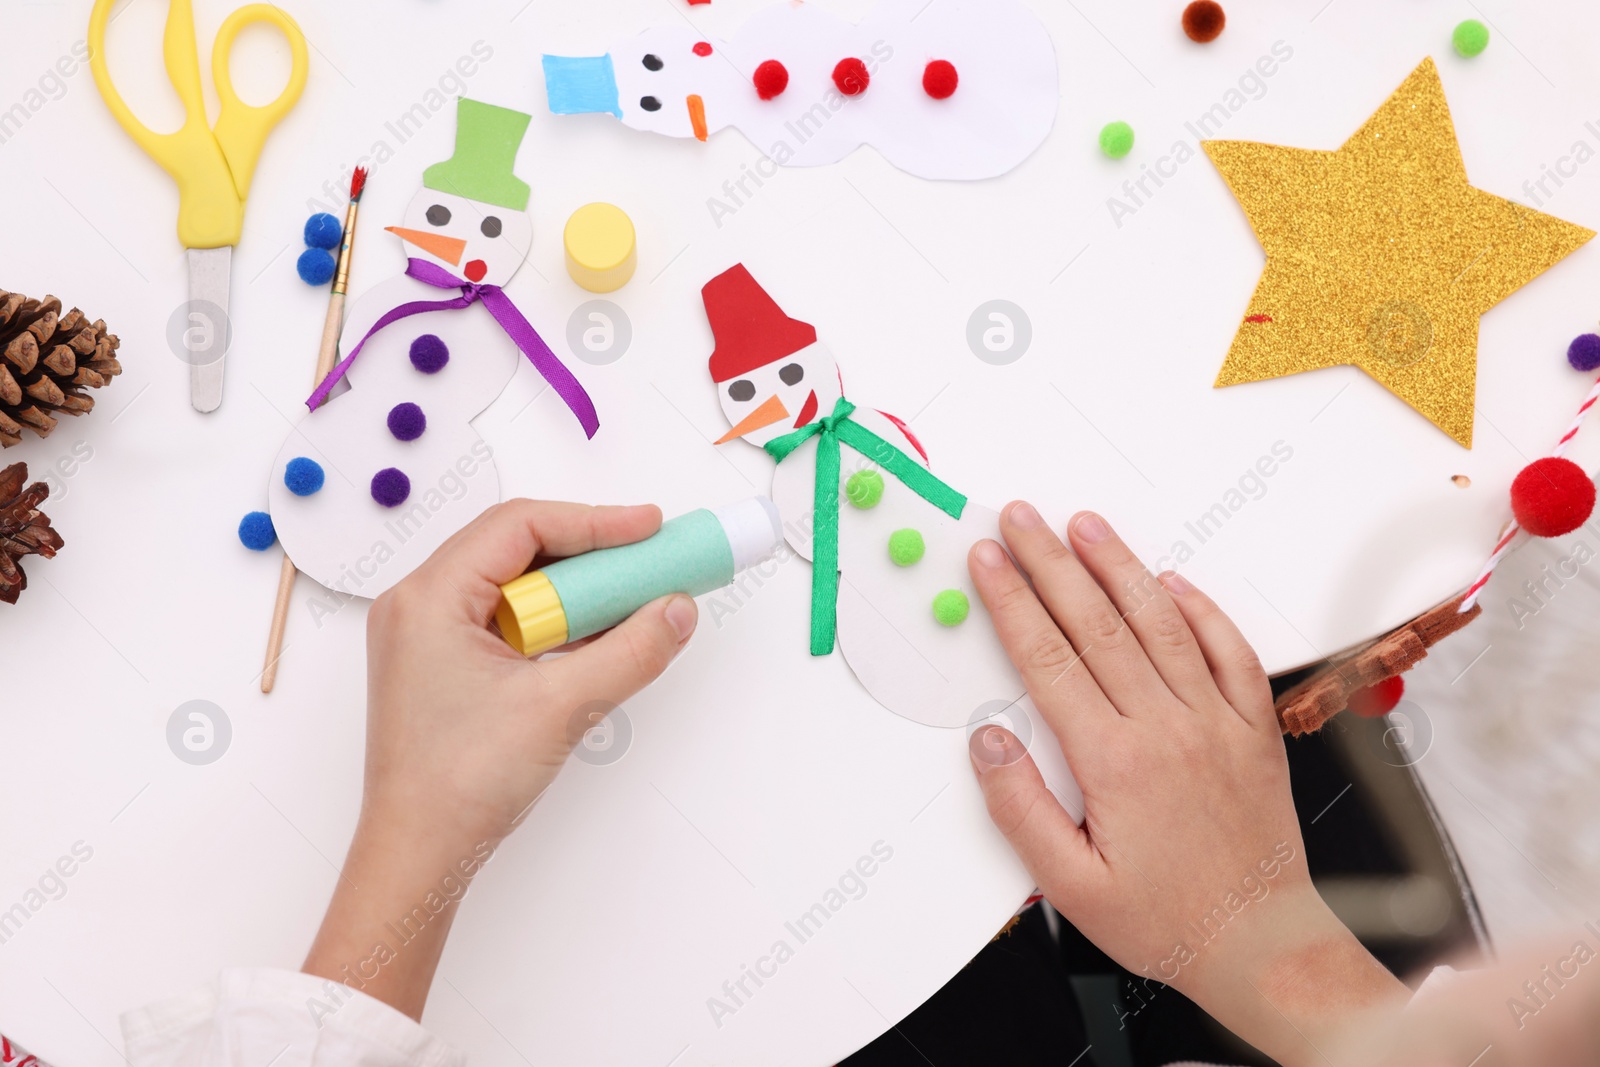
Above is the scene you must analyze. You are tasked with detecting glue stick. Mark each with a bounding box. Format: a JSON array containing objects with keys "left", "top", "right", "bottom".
[{"left": 494, "top": 498, "right": 784, "bottom": 656}]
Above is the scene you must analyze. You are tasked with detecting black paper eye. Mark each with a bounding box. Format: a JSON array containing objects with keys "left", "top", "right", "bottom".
[
  {"left": 642, "top": 54, "right": 663, "bottom": 71},
  {"left": 779, "top": 363, "right": 804, "bottom": 386},
  {"left": 640, "top": 96, "right": 662, "bottom": 112},
  {"left": 426, "top": 204, "right": 451, "bottom": 226},
  {"left": 481, "top": 216, "right": 503, "bottom": 238},
  {"left": 728, "top": 379, "right": 755, "bottom": 402}
]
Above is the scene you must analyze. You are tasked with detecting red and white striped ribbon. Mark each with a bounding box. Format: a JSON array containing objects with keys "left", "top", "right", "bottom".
[
  {"left": 1, "top": 1034, "right": 48, "bottom": 1067},
  {"left": 1459, "top": 372, "right": 1600, "bottom": 612}
]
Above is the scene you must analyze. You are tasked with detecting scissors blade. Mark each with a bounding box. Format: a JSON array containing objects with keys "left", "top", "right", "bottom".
[{"left": 187, "top": 247, "right": 233, "bottom": 413}]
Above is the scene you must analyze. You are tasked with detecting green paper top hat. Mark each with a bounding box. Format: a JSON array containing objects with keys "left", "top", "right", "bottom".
[{"left": 424, "top": 99, "right": 533, "bottom": 211}]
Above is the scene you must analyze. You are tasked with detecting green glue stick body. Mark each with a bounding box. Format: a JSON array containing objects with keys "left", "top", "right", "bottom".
[{"left": 495, "top": 498, "right": 784, "bottom": 656}]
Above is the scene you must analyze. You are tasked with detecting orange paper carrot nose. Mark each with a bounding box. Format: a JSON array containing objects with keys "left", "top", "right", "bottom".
[
  {"left": 386, "top": 226, "right": 467, "bottom": 266},
  {"left": 715, "top": 394, "right": 789, "bottom": 444},
  {"left": 687, "top": 94, "right": 708, "bottom": 142}
]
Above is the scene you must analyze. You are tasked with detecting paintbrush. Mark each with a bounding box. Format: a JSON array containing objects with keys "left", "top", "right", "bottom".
[{"left": 262, "top": 166, "right": 369, "bottom": 694}]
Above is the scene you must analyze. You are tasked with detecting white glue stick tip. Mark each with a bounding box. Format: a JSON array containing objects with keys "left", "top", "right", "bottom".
[{"left": 712, "top": 496, "right": 785, "bottom": 573}]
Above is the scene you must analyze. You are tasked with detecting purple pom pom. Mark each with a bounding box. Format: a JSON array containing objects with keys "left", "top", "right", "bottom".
[
  {"left": 409, "top": 334, "right": 450, "bottom": 374},
  {"left": 371, "top": 468, "right": 411, "bottom": 508},
  {"left": 1568, "top": 333, "right": 1600, "bottom": 373},
  {"left": 387, "top": 402, "right": 426, "bottom": 442}
]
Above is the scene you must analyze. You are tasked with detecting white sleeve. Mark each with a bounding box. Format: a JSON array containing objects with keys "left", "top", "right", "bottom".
[
  {"left": 1406, "top": 963, "right": 1461, "bottom": 1006},
  {"left": 120, "top": 970, "right": 464, "bottom": 1067}
]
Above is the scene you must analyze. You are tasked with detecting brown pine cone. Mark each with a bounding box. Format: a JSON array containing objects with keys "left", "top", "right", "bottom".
[
  {"left": 0, "top": 462, "right": 63, "bottom": 604},
  {"left": 0, "top": 291, "right": 122, "bottom": 447}
]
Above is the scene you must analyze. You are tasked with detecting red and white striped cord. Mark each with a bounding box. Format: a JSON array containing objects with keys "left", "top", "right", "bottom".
[
  {"left": 1, "top": 1035, "right": 45, "bottom": 1067},
  {"left": 1458, "top": 372, "right": 1600, "bottom": 612}
]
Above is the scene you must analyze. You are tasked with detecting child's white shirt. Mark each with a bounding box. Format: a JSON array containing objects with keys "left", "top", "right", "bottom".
[
  {"left": 121, "top": 970, "right": 461, "bottom": 1067},
  {"left": 122, "top": 965, "right": 1461, "bottom": 1067}
]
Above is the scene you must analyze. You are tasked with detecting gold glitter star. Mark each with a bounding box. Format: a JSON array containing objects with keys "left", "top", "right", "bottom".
[{"left": 1203, "top": 58, "right": 1593, "bottom": 447}]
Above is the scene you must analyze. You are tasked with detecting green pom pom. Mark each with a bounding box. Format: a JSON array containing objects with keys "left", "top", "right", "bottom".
[
  {"left": 1452, "top": 19, "right": 1489, "bottom": 57},
  {"left": 932, "top": 589, "right": 970, "bottom": 626},
  {"left": 1098, "top": 120, "right": 1135, "bottom": 160},
  {"left": 845, "top": 469, "right": 885, "bottom": 509},
  {"left": 888, "top": 528, "right": 925, "bottom": 566}
]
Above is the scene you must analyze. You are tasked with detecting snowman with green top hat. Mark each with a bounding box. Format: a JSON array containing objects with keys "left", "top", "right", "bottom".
[{"left": 267, "top": 98, "right": 600, "bottom": 601}]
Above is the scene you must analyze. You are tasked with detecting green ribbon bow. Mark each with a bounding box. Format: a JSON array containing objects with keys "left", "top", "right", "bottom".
[{"left": 765, "top": 397, "right": 967, "bottom": 655}]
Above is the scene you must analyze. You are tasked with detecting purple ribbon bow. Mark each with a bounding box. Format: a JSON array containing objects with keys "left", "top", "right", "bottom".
[{"left": 305, "top": 259, "right": 600, "bottom": 439}]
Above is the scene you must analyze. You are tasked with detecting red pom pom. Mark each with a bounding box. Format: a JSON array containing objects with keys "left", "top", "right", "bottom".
[
  {"left": 1348, "top": 676, "right": 1404, "bottom": 718},
  {"left": 753, "top": 59, "right": 789, "bottom": 100},
  {"left": 1182, "top": 0, "right": 1227, "bottom": 43},
  {"left": 693, "top": 41, "right": 714, "bottom": 57},
  {"left": 833, "top": 57, "right": 870, "bottom": 96},
  {"left": 1511, "top": 457, "right": 1596, "bottom": 538},
  {"left": 922, "top": 59, "right": 959, "bottom": 99}
]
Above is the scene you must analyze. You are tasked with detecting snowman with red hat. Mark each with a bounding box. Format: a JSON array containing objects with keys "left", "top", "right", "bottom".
[
  {"left": 702, "top": 263, "right": 1079, "bottom": 809},
  {"left": 542, "top": 0, "right": 1057, "bottom": 181},
  {"left": 265, "top": 99, "right": 599, "bottom": 600}
]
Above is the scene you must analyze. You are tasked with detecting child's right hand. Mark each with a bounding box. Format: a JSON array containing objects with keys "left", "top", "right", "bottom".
[
  {"left": 305, "top": 500, "right": 696, "bottom": 1020},
  {"left": 966, "top": 503, "right": 1408, "bottom": 1067}
]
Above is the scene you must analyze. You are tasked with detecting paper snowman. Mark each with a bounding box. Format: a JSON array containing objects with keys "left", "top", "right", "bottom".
[
  {"left": 268, "top": 100, "right": 598, "bottom": 600},
  {"left": 542, "top": 0, "right": 1058, "bottom": 180},
  {"left": 700, "top": 264, "right": 1079, "bottom": 814}
]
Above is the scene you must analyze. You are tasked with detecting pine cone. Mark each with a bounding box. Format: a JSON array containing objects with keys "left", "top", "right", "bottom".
[
  {"left": 0, "top": 462, "right": 63, "bottom": 604},
  {"left": 0, "top": 290, "right": 122, "bottom": 447}
]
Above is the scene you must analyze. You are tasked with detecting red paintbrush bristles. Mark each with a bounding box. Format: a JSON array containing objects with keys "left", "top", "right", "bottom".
[{"left": 349, "top": 167, "right": 368, "bottom": 203}]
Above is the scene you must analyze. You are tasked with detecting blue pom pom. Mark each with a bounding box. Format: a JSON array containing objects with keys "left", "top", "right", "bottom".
[
  {"left": 303, "top": 213, "right": 344, "bottom": 250},
  {"left": 1568, "top": 333, "right": 1600, "bottom": 373},
  {"left": 238, "top": 511, "right": 277, "bottom": 551},
  {"left": 284, "top": 456, "right": 326, "bottom": 497},
  {"left": 297, "top": 248, "right": 336, "bottom": 287}
]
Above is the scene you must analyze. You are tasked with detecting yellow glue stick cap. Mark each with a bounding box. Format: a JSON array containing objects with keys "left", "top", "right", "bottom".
[
  {"left": 564, "top": 202, "right": 637, "bottom": 293},
  {"left": 495, "top": 570, "right": 570, "bottom": 657}
]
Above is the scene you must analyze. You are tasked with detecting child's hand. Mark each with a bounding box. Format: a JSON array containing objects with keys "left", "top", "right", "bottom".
[
  {"left": 359, "top": 498, "right": 696, "bottom": 855},
  {"left": 966, "top": 504, "right": 1406, "bottom": 1067},
  {"left": 305, "top": 500, "right": 696, "bottom": 1017}
]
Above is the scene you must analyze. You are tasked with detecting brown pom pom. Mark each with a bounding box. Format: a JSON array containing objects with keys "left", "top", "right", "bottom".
[{"left": 1182, "top": 1, "right": 1226, "bottom": 43}]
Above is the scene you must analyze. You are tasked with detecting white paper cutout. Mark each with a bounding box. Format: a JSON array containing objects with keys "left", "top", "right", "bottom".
[
  {"left": 268, "top": 188, "right": 559, "bottom": 598},
  {"left": 703, "top": 263, "right": 1084, "bottom": 816},
  {"left": 544, "top": 0, "right": 1060, "bottom": 181}
]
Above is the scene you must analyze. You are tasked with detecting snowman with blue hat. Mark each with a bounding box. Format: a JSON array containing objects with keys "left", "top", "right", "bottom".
[
  {"left": 540, "top": 0, "right": 1059, "bottom": 180},
  {"left": 264, "top": 98, "right": 600, "bottom": 600}
]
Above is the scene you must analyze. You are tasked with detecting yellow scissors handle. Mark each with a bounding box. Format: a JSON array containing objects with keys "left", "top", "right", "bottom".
[
  {"left": 88, "top": 0, "right": 308, "bottom": 249},
  {"left": 212, "top": 6, "right": 309, "bottom": 203}
]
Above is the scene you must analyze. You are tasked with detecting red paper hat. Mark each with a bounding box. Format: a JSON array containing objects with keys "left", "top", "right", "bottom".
[{"left": 703, "top": 264, "right": 818, "bottom": 383}]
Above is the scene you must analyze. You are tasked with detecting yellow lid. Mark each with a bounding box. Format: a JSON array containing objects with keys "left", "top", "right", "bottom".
[
  {"left": 495, "top": 571, "right": 569, "bottom": 657},
  {"left": 563, "top": 202, "right": 637, "bottom": 293}
]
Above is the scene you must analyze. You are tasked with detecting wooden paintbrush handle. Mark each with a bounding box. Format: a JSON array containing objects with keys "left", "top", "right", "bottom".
[
  {"left": 263, "top": 291, "right": 350, "bottom": 693},
  {"left": 315, "top": 291, "right": 346, "bottom": 381},
  {"left": 261, "top": 553, "right": 298, "bottom": 693}
]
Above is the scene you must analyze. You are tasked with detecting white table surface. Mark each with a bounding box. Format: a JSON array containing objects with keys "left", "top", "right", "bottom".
[{"left": 4, "top": 0, "right": 1600, "bottom": 1064}]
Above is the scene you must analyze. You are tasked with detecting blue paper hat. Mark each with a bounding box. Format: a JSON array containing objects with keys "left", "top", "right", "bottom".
[{"left": 542, "top": 54, "right": 622, "bottom": 119}]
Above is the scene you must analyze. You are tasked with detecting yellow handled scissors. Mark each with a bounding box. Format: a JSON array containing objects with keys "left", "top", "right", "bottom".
[{"left": 89, "top": 0, "right": 308, "bottom": 411}]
